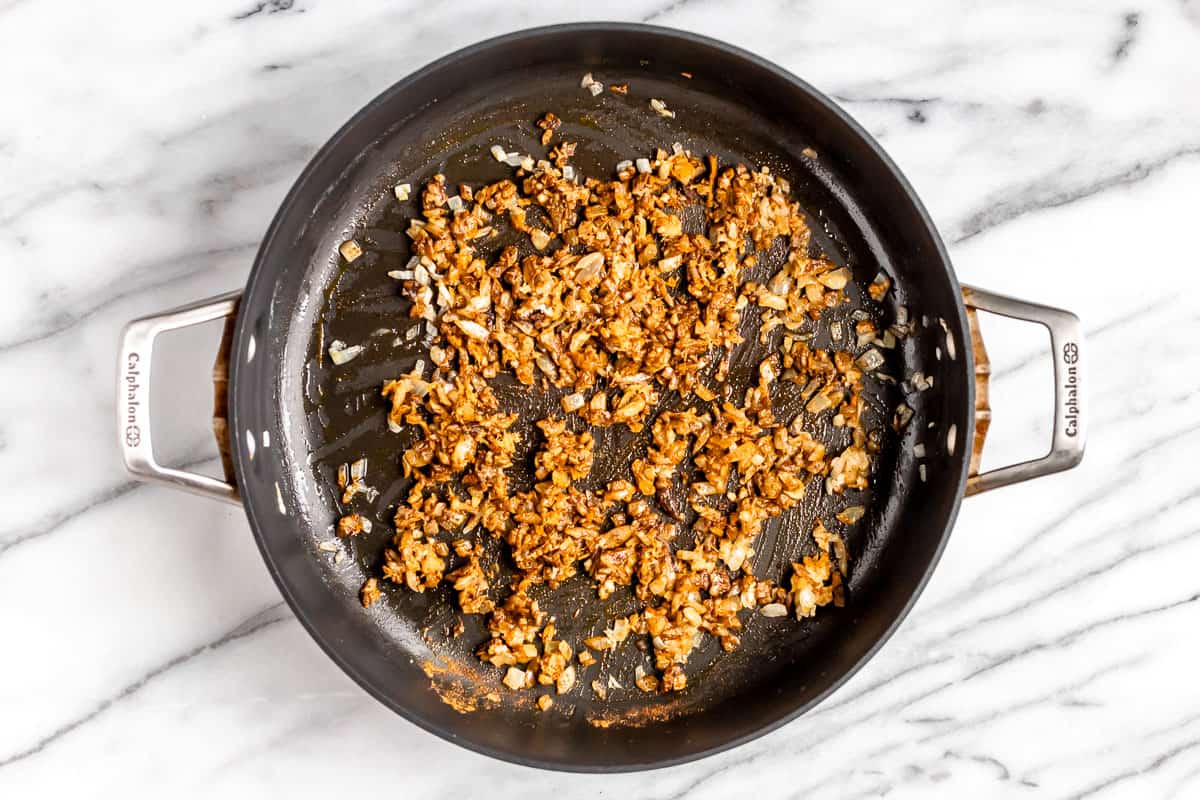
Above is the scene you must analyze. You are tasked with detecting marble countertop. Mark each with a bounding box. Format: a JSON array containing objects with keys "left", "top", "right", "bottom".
[{"left": 3, "top": 1, "right": 1199, "bottom": 796}]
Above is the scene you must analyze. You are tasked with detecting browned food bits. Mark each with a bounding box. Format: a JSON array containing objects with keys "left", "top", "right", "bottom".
[
  {"left": 360, "top": 577, "right": 381, "bottom": 608},
  {"left": 537, "top": 111, "right": 562, "bottom": 146},
  {"left": 337, "top": 513, "right": 371, "bottom": 538},
  {"left": 353, "top": 122, "right": 895, "bottom": 702}
]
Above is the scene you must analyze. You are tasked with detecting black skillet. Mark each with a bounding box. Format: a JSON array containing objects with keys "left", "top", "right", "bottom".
[{"left": 117, "top": 23, "right": 1087, "bottom": 771}]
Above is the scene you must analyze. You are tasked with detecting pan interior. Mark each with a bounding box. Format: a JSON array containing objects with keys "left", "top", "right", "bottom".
[{"left": 234, "top": 25, "right": 971, "bottom": 770}]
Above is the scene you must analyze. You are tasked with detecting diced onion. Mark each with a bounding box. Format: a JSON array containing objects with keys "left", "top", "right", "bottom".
[
  {"left": 328, "top": 340, "right": 364, "bottom": 365},
  {"left": 532, "top": 355, "right": 558, "bottom": 382},
  {"left": 454, "top": 318, "right": 490, "bottom": 340},
  {"left": 768, "top": 271, "right": 793, "bottom": 296},
  {"left": 856, "top": 348, "right": 885, "bottom": 371},
  {"left": 806, "top": 392, "right": 834, "bottom": 413},
  {"left": 818, "top": 268, "right": 851, "bottom": 290},
  {"left": 837, "top": 505, "right": 865, "bottom": 524},
  {"left": 338, "top": 239, "right": 363, "bottom": 263},
  {"left": 760, "top": 603, "right": 788, "bottom": 618},
  {"left": 503, "top": 667, "right": 527, "bottom": 690},
  {"left": 575, "top": 252, "right": 605, "bottom": 281},
  {"left": 649, "top": 98, "right": 675, "bottom": 118}
]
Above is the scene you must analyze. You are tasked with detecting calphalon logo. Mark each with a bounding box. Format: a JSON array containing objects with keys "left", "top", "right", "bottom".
[
  {"left": 125, "top": 353, "right": 142, "bottom": 447},
  {"left": 1062, "top": 342, "right": 1080, "bottom": 437}
]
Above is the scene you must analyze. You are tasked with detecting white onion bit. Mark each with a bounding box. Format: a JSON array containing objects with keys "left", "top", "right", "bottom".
[
  {"left": 760, "top": 603, "right": 788, "bottom": 618},
  {"left": 947, "top": 423, "right": 958, "bottom": 456},
  {"left": 635, "top": 157, "right": 652, "bottom": 173},
  {"left": 649, "top": 98, "right": 676, "bottom": 118},
  {"left": 490, "top": 144, "right": 507, "bottom": 162},
  {"left": 454, "top": 318, "right": 490, "bottom": 340},
  {"left": 328, "top": 340, "right": 364, "bottom": 365},
  {"left": 857, "top": 348, "right": 885, "bottom": 372}
]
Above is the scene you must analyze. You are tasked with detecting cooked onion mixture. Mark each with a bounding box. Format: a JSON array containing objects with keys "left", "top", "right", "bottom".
[{"left": 334, "top": 123, "right": 903, "bottom": 699}]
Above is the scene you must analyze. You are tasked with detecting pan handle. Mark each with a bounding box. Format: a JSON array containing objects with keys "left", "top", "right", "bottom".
[
  {"left": 117, "top": 291, "right": 243, "bottom": 504},
  {"left": 960, "top": 284, "right": 1086, "bottom": 495}
]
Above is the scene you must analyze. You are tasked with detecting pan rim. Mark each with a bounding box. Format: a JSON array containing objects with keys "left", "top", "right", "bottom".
[{"left": 229, "top": 20, "right": 973, "bottom": 773}]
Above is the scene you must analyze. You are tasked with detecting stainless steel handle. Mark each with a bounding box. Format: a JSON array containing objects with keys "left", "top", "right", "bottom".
[
  {"left": 961, "top": 284, "right": 1086, "bottom": 495},
  {"left": 117, "top": 291, "right": 243, "bottom": 504}
]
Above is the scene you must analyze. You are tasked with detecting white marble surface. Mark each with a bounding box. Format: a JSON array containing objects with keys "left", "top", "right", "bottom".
[{"left": 2, "top": 1, "right": 1199, "bottom": 796}]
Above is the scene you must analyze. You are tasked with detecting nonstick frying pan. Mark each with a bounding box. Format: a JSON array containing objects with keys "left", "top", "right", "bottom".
[{"left": 117, "top": 23, "right": 1087, "bottom": 771}]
